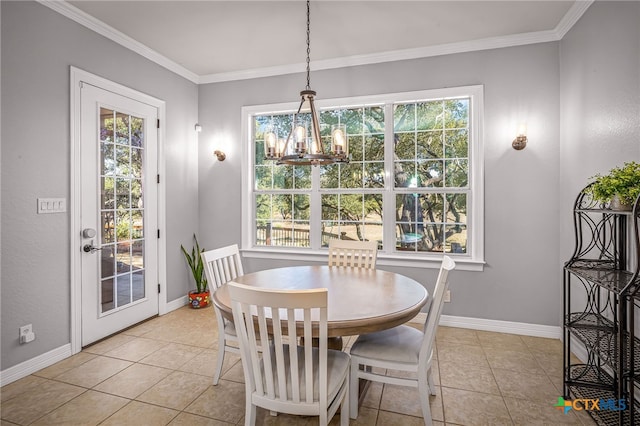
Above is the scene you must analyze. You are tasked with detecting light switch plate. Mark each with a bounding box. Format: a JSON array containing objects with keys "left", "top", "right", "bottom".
[{"left": 37, "top": 198, "right": 66, "bottom": 214}]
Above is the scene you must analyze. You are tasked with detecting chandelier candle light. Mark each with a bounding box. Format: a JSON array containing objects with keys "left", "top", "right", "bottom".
[{"left": 263, "top": 0, "right": 349, "bottom": 166}]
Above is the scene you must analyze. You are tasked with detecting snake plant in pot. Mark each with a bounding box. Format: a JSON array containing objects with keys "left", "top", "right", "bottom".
[{"left": 181, "top": 234, "right": 210, "bottom": 308}]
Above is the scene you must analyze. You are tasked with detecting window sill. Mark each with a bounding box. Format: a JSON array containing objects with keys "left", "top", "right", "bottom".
[{"left": 241, "top": 247, "right": 485, "bottom": 272}]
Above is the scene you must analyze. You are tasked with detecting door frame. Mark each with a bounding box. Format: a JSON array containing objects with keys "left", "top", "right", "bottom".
[{"left": 70, "top": 67, "right": 167, "bottom": 354}]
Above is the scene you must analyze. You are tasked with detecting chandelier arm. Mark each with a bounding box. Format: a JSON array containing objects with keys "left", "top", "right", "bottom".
[
  {"left": 307, "top": 94, "right": 324, "bottom": 154},
  {"left": 296, "top": 94, "right": 306, "bottom": 115}
]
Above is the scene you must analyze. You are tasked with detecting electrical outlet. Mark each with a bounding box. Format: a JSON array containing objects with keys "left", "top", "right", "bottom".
[
  {"left": 19, "top": 324, "right": 36, "bottom": 344},
  {"left": 444, "top": 290, "right": 451, "bottom": 303}
]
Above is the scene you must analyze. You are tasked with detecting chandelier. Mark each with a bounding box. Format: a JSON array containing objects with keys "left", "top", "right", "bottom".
[{"left": 263, "top": 0, "right": 349, "bottom": 166}]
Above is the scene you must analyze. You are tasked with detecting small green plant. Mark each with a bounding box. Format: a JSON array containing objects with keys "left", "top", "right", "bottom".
[
  {"left": 586, "top": 161, "right": 640, "bottom": 206},
  {"left": 181, "top": 234, "right": 208, "bottom": 293}
]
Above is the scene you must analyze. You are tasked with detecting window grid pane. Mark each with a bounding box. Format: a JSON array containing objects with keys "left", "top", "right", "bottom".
[{"left": 254, "top": 194, "right": 311, "bottom": 247}]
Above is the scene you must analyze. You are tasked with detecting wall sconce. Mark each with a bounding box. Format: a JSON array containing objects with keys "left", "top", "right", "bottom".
[
  {"left": 512, "top": 124, "right": 527, "bottom": 150},
  {"left": 195, "top": 124, "right": 202, "bottom": 133},
  {"left": 214, "top": 150, "right": 226, "bottom": 161}
]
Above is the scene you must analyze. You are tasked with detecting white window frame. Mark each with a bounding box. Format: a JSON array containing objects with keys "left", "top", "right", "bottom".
[{"left": 241, "top": 85, "right": 485, "bottom": 271}]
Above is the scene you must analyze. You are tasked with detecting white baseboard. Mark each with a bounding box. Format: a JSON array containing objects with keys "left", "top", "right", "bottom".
[
  {"left": 0, "top": 344, "right": 72, "bottom": 387},
  {"left": 410, "top": 313, "right": 562, "bottom": 339},
  {"left": 165, "top": 295, "right": 188, "bottom": 313},
  {"left": 2, "top": 298, "right": 188, "bottom": 387}
]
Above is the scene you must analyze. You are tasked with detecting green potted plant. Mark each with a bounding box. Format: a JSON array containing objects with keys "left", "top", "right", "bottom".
[
  {"left": 181, "top": 234, "right": 210, "bottom": 308},
  {"left": 585, "top": 161, "right": 640, "bottom": 210}
]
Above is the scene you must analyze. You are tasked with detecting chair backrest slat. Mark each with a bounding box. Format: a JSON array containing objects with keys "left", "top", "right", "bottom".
[
  {"left": 327, "top": 238, "right": 378, "bottom": 269},
  {"left": 318, "top": 303, "right": 328, "bottom": 408},
  {"left": 420, "top": 255, "right": 455, "bottom": 366},
  {"left": 229, "top": 282, "right": 328, "bottom": 407},
  {"left": 303, "top": 308, "right": 314, "bottom": 404},
  {"left": 271, "top": 308, "right": 288, "bottom": 401},
  {"left": 287, "top": 309, "right": 300, "bottom": 402},
  {"left": 201, "top": 244, "right": 244, "bottom": 290}
]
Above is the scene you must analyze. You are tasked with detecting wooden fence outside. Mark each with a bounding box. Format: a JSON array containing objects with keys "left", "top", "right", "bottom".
[{"left": 256, "top": 225, "right": 347, "bottom": 247}]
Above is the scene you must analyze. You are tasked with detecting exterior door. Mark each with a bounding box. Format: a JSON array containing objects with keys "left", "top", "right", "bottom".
[{"left": 80, "top": 83, "right": 159, "bottom": 346}]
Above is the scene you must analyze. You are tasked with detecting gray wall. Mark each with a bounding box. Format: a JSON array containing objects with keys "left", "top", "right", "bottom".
[
  {"left": 198, "top": 42, "right": 563, "bottom": 326},
  {"left": 1, "top": 1, "right": 199, "bottom": 370},
  {"left": 559, "top": 1, "right": 640, "bottom": 264}
]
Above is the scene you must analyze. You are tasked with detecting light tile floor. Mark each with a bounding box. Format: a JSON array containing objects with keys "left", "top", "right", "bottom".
[{"left": 1, "top": 306, "right": 594, "bottom": 425}]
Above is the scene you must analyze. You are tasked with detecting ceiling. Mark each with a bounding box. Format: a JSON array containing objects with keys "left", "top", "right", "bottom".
[{"left": 55, "top": 1, "right": 589, "bottom": 83}]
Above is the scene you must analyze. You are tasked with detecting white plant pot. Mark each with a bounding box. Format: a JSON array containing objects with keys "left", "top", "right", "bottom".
[{"left": 610, "top": 194, "right": 632, "bottom": 211}]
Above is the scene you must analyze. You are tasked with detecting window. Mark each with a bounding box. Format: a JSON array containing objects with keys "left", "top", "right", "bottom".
[{"left": 242, "top": 86, "right": 484, "bottom": 270}]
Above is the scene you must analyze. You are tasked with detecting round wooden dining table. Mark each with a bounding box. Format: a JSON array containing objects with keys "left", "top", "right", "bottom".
[{"left": 212, "top": 265, "right": 429, "bottom": 340}]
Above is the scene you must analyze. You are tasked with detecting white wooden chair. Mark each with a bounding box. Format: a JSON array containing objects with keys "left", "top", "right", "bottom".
[
  {"left": 201, "top": 244, "right": 244, "bottom": 385},
  {"left": 228, "top": 282, "right": 350, "bottom": 426},
  {"left": 327, "top": 238, "right": 378, "bottom": 269},
  {"left": 348, "top": 255, "right": 455, "bottom": 425}
]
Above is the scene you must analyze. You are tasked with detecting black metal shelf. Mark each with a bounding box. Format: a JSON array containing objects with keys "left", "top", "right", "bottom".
[
  {"left": 566, "top": 363, "right": 616, "bottom": 390},
  {"left": 567, "top": 316, "right": 640, "bottom": 373},
  {"left": 566, "top": 365, "right": 640, "bottom": 425},
  {"left": 566, "top": 264, "right": 640, "bottom": 296},
  {"left": 563, "top": 188, "right": 640, "bottom": 425},
  {"left": 575, "top": 208, "right": 635, "bottom": 216},
  {"left": 566, "top": 312, "right": 616, "bottom": 330}
]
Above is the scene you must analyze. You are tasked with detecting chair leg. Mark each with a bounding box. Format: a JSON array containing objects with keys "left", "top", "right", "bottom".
[
  {"left": 319, "top": 410, "right": 328, "bottom": 426},
  {"left": 418, "top": 374, "right": 433, "bottom": 426},
  {"left": 349, "top": 357, "right": 360, "bottom": 419},
  {"left": 244, "top": 402, "right": 256, "bottom": 426},
  {"left": 213, "top": 340, "right": 226, "bottom": 385},
  {"left": 340, "top": 379, "right": 350, "bottom": 426},
  {"left": 427, "top": 367, "right": 436, "bottom": 396}
]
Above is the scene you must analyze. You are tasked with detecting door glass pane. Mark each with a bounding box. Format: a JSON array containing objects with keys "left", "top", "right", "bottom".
[
  {"left": 99, "top": 108, "right": 146, "bottom": 314},
  {"left": 101, "top": 177, "right": 115, "bottom": 210},
  {"left": 131, "top": 210, "right": 143, "bottom": 239},
  {"left": 132, "top": 271, "right": 145, "bottom": 302},
  {"left": 115, "top": 112, "right": 129, "bottom": 145},
  {"left": 131, "top": 179, "right": 143, "bottom": 209},
  {"left": 101, "top": 143, "right": 115, "bottom": 175},
  {"left": 131, "top": 148, "right": 143, "bottom": 178},
  {"left": 116, "top": 274, "right": 131, "bottom": 307},
  {"left": 101, "top": 211, "right": 115, "bottom": 244},
  {"left": 101, "top": 278, "right": 114, "bottom": 312},
  {"left": 101, "top": 245, "right": 115, "bottom": 279},
  {"left": 116, "top": 242, "right": 132, "bottom": 274},
  {"left": 132, "top": 240, "right": 144, "bottom": 270}
]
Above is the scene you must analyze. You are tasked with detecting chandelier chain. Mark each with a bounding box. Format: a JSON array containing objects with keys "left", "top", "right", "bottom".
[{"left": 305, "top": 0, "right": 311, "bottom": 90}]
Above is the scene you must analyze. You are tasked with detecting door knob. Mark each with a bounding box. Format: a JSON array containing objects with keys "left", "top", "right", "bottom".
[
  {"left": 82, "top": 228, "right": 97, "bottom": 238},
  {"left": 83, "top": 239, "right": 102, "bottom": 253}
]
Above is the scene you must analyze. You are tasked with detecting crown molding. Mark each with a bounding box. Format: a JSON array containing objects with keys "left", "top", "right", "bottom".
[
  {"left": 200, "top": 29, "right": 563, "bottom": 84},
  {"left": 38, "top": 0, "right": 200, "bottom": 84},
  {"left": 41, "top": 0, "right": 593, "bottom": 85},
  {"left": 199, "top": 63, "right": 307, "bottom": 85},
  {"left": 554, "top": 0, "right": 594, "bottom": 39}
]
